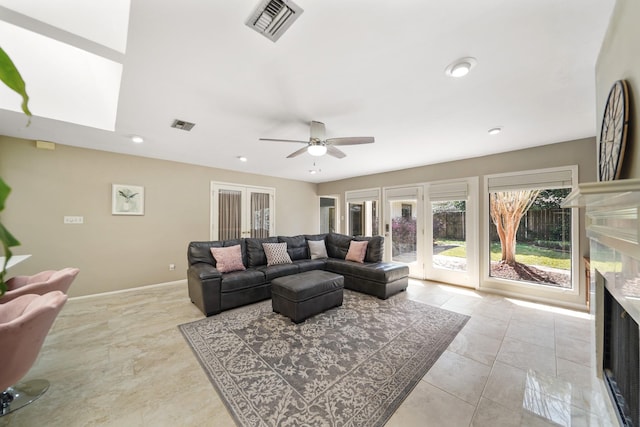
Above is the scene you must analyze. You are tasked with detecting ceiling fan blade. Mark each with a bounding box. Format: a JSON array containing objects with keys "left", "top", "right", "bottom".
[
  {"left": 326, "top": 136, "right": 375, "bottom": 146},
  {"left": 327, "top": 145, "right": 346, "bottom": 159},
  {"left": 259, "top": 138, "right": 309, "bottom": 144},
  {"left": 310, "top": 121, "right": 326, "bottom": 141},
  {"left": 286, "top": 146, "right": 310, "bottom": 158}
]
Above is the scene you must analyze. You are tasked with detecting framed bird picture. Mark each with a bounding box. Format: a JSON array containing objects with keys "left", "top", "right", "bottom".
[{"left": 112, "top": 184, "right": 145, "bottom": 215}]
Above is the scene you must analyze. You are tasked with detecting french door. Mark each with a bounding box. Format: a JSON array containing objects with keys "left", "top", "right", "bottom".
[
  {"left": 211, "top": 182, "right": 275, "bottom": 240},
  {"left": 424, "top": 178, "right": 478, "bottom": 288},
  {"left": 383, "top": 186, "right": 424, "bottom": 278}
]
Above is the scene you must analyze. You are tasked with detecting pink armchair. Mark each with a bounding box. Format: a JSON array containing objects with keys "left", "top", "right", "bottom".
[
  {"left": 0, "top": 291, "right": 68, "bottom": 416},
  {"left": 1, "top": 268, "right": 79, "bottom": 304}
]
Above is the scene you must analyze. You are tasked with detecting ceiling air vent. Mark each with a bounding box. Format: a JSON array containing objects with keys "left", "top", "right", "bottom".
[
  {"left": 246, "top": 0, "right": 303, "bottom": 42},
  {"left": 171, "top": 119, "right": 195, "bottom": 131}
]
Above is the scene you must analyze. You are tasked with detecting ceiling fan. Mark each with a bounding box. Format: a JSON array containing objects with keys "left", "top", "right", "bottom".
[{"left": 259, "top": 121, "right": 374, "bottom": 159}]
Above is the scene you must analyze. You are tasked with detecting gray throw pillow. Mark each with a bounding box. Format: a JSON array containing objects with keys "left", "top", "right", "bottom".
[
  {"left": 262, "top": 243, "right": 293, "bottom": 266},
  {"left": 308, "top": 240, "right": 328, "bottom": 259}
]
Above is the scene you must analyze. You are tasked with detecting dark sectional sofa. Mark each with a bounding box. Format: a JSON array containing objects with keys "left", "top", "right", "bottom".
[{"left": 187, "top": 232, "right": 409, "bottom": 316}]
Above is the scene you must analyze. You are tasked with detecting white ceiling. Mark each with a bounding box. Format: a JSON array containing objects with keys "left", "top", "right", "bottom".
[{"left": 0, "top": 0, "right": 615, "bottom": 183}]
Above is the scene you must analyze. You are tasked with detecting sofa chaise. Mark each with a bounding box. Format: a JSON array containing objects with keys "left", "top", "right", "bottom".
[{"left": 187, "top": 232, "right": 409, "bottom": 316}]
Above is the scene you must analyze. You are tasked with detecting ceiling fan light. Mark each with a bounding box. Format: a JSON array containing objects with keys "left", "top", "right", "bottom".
[{"left": 308, "top": 144, "right": 327, "bottom": 156}]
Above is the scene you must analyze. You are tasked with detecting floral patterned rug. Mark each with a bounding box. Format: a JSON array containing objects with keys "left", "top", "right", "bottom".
[{"left": 179, "top": 290, "right": 469, "bottom": 427}]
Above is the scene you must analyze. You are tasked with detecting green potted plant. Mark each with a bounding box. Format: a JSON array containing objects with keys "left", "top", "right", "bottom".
[{"left": 0, "top": 45, "right": 31, "bottom": 295}]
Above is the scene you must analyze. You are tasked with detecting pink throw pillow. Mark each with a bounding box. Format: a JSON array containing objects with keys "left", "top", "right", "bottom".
[
  {"left": 210, "top": 245, "right": 246, "bottom": 273},
  {"left": 345, "top": 240, "right": 368, "bottom": 263}
]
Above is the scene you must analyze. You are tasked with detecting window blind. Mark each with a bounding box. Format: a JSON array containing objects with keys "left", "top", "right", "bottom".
[
  {"left": 487, "top": 169, "right": 573, "bottom": 192},
  {"left": 345, "top": 188, "right": 380, "bottom": 203},
  {"left": 429, "top": 181, "right": 468, "bottom": 201}
]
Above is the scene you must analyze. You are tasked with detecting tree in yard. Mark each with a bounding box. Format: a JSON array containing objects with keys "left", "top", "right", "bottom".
[{"left": 489, "top": 190, "right": 540, "bottom": 265}]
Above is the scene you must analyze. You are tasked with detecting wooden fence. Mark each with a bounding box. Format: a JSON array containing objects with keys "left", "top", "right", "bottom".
[{"left": 433, "top": 209, "right": 570, "bottom": 242}]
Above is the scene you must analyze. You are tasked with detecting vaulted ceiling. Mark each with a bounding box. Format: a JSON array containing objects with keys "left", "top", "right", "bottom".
[{"left": 0, "top": 0, "right": 615, "bottom": 182}]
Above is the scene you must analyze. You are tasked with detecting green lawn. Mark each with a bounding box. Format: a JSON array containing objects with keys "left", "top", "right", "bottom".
[{"left": 435, "top": 239, "right": 570, "bottom": 270}]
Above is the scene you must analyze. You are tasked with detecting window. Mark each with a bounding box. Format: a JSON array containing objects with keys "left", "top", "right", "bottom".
[
  {"left": 401, "top": 204, "right": 412, "bottom": 218},
  {"left": 486, "top": 168, "right": 575, "bottom": 289}
]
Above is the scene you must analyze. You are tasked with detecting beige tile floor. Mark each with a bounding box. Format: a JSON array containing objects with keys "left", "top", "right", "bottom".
[{"left": 0, "top": 279, "right": 618, "bottom": 426}]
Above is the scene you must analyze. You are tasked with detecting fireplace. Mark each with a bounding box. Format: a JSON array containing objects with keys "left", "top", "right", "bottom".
[
  {"left": 562, "top": 178, "right": 640, "bottom": 427},
  {"left": 603, "top": 282, "right": 639, "bottom": 426}
]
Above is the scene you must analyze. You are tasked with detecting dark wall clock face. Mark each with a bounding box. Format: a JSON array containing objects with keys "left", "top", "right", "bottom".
[{"left": 599, "top": 80, "right": 630, "bottom": 181}]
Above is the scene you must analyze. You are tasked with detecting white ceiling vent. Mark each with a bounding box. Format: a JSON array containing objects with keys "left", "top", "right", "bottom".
[
  {"left": 246, "top": 0, "right": 303, "bottom": 42},
  {"left": 171, "top": 119, "right": 196, "bottom": 131}
]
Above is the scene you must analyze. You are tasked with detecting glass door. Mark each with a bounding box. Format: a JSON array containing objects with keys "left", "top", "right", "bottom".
[
  {"left": 425, "top": 179, "right": 478, "bottom": 288},
  {"left": 384, "top": 186, "right": 423, "bottom": 278},
  {"left": 319, "top": 196, "right": 338, "bottom": 233},
  {"left": 211, "top": 182, "right": 275, "bottom": 240},
  {"left": 345, "top": 188, "right": 380, "bottom": 237}
]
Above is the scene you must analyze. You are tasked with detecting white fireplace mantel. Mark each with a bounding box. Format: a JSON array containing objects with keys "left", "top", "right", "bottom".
[{"left": 563, "top": 177, "right": 640, "bottom": 325}]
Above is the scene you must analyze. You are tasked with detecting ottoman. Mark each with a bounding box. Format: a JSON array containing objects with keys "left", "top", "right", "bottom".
[{"left": 271, "top": 270, "right": 344, "bottom": 323}]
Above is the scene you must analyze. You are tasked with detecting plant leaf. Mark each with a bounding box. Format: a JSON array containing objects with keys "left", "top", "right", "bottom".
[
  {"left": 0, "top": 177, "right": 9, "bottom": 211},
  {"left": 0, "top": 177, "right": 21, "bottom": 295},
  {"left": 0, "top": 46, "right": 32, "bottom": 119}
]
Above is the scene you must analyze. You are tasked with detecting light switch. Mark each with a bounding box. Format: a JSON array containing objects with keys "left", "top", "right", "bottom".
[{"left": 64, "top": 216, "right": 84, "bottom": 224}]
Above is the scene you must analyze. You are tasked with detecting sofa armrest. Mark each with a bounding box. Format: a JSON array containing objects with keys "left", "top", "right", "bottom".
[
  {"left": 189, "top": 263, "right": 222, "bottom": 280},
  {"left": 187, "top": 263, "right": 222, "bottom": 316}
]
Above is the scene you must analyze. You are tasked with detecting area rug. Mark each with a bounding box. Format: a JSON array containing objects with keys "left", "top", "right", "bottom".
[{"left": 179, "top": 290, "right": 469, "bottom": 427}]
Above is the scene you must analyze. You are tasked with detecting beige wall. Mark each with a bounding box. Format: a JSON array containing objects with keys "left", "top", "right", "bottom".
[
  {"left": 596, "top": 0, "right": 640, "bottom": 179},
  {"left": 0, "top": 136, "right": 318, "bottom": 297},
  {"left": 319, "top": 138, "right": 597, "bottom": 215}
]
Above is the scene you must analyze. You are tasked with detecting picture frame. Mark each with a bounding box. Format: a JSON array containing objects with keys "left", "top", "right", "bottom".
[{"left": 112, "top": 184, "right": 144, "bottom": 215}]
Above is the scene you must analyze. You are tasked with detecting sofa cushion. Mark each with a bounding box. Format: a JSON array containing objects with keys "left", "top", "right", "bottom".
[
  {"left": 220, "top": 269, "right": 266, "bottom": 292},
  {"left": 188, "top": 239, "right": 245, "bottom": 267},
  {"left": 304, "top": 233, "right": 328, "bottom": 242},
  {"left": 326, "top": 259, "right": 408, "bottom": 283},
  {"left": 354, "top": 235, "right": 384, "bottom": 263},
  {"left": 294, "top": 259, "right": 327, "bottom": 272},
  {"left": 246, "top": 237, "right": 278, "bottom": 267},
  {"left": 256, "top": 263, "right": 300, "bottom": 281},
  {"left": 278, "top": 235, "right": 308, "bottom": 260},
  {"left": 308, "top": 239, "right": 328, "bottom": 259},
  {"left": 210, "top": 245, "right": 246, "bottom": 273},
  {"left": 326, "top": 233, "right": 352, "bottom": 259},
  {"left": 262, "top": 243, "right": 293, "bottom": 266},
  {"left": 345, "top": 240, "right": 368, "bottom": 263}
]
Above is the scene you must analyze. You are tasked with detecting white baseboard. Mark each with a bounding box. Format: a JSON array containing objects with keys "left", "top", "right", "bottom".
[{"left": 69, "top": 279, "right": 187, "bottom": 301}]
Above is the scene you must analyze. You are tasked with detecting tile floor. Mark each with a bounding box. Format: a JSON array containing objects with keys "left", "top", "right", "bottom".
[{"left": 0, "top": 279, "right": 618, "bottom": 426}]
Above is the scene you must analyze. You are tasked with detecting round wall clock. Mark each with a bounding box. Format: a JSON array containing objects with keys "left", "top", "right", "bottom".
[{"left": 598, "top": 79, "right": 630, "bottom": 181}]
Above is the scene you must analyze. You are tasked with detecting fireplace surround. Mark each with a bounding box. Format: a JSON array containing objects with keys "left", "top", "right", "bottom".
[{"left": 563, "top": 178, "right": 640, "bottom": 427}]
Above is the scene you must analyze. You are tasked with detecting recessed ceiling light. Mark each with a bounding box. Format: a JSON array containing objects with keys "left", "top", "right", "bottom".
[
  {"left": 445, "top": 57, "right": 477, "bottom": 78},
  {"left": 131, "top": 135, "right": 144, "bottom": 143},
  {"left": 237, "top": 156, "right": 248, "bottom": 162},
  {"left": 488, "top": 127, "right": 502, "bottom": 135},
  {"left": 309, "top": 170, "right": 317, "bottom": 174}
]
